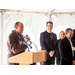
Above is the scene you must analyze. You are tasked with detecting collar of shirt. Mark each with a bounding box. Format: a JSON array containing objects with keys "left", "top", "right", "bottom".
[
  {"left": 68, "top": 38, "right": 71, "bottom": 41},
  {"left": 13, "top": 30, "right": 23, "bottom": 41},
  {"left": 14, "top": 30, "right": 21, "bottom": 36},
  {"left": 47, "top": 30, "right": 52, "bottom": 33}
]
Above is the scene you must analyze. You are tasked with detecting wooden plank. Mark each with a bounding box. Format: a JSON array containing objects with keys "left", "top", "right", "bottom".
[
  {"left": 33, "top": 50, "right": 46, "bottom": 63},
  {"left": 19, "top": 63, "right": 30, "bottom": 65},
  {"left": 9, "top": 52, "right": 33, "bottom": 64},
  {"left": 19, "top": 63, "right": 36, "bottom": 65},
  {"left": 9, "top": 50, "right": 46, "bottom": 65}
]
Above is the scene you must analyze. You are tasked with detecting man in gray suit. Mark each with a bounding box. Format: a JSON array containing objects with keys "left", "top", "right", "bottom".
[{"left": 40, "top": 21, "right": 57, "bottom": 65}]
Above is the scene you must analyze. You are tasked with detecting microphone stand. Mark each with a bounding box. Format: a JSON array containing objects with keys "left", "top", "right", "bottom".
[
  {"left": 31, "top": 41, "right": 38, "bottom": 52},
  {"left": 23, "top": 35, "right": 38, "bottom": 52}
]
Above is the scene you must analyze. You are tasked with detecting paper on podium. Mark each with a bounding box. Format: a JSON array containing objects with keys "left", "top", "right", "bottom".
[{"left": 72, "top": 47, "right": 75, "bottom": 51}]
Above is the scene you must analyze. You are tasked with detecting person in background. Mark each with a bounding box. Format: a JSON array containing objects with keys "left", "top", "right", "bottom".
[
  {"left": 55, "top": 31, "right": 65, "bottom": 65},
  {"left": 72, "top": 29, "right": 75, "bottom": 65},
  {"left": 72, "top": 29, "right": 75, "bottom": 41},
  {"left": 7, "top": 22, "right": 30, "bottom": 65},
  {"left": 40, "top": 21, "right": 57, "bottom": 65},
  {"left": 59, "top": 28, "right": 75, "bottom": 65}
]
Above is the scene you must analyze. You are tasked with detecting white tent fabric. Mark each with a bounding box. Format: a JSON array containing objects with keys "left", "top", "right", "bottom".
[
  {"left": 2, "top": 13, "right": 49, "bottom": 65},
  {"left": 0, "top": 13, "right": 1, "bottom": 65},
  {"left": 52, "top": 14, "right": 75, "bottom": 38},
  {"left": 52, "top": 14, "right": 75, "bottom": 28},
  {"left": 0, "top": 9, "right": 75, "bottom": 65}
]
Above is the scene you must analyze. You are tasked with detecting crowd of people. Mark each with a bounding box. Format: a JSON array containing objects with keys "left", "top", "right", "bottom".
[
  {"left": 7, "top": 21, "right": 75, "bottom": 65},
  {"left": 40, "top": 21, "right": 75, "bottom": 65}
]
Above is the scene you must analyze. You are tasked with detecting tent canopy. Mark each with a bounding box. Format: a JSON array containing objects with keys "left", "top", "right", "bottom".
[
  {"left": 1, "top": 9, "right": 75, "bottom": 22},
  {"left": 0, "top": 9, "right": 75, "bottom": 14}
]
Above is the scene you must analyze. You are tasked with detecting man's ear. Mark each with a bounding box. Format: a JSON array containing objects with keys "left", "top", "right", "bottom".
[
  {"left": 66, "top": 33, "right": 67, "bottom": 35},
  {"left": 15, "top": 26, "right": 18, "bottom": 29}
]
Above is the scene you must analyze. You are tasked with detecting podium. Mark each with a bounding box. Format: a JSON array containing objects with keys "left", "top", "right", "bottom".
[{"left": 9, "top": 50, "right": 46, "bottom": 65}]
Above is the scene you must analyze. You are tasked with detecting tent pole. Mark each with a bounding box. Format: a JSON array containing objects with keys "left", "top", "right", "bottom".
[
  {"left": 49, "top": 9, "right": 55, "bottom": 21},
  {"left": 49, "top": 14, "right": 52, "bottom": 21},
  {"left": 1, "top": 9, "right": 4, "bottom": 65}
]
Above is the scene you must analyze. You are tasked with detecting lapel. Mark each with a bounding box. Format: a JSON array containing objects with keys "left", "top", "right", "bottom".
[
  {"left": 65, "top": 37, "right": 72, "bottom": 50},
  {"left": 45, "top": 31, "right": 52, "bottom": 42},
  {"left": 12, "top": 31, "right": 19, "bottom": 38},
  {"left": 52, "top": 32, "right": 55, "bottom": 41},
  {"left": 13, "top": 30, "right": 20, "bottom": 41},
  {"left": 71, "top": 39, "right": 75, "bottom": 47}
]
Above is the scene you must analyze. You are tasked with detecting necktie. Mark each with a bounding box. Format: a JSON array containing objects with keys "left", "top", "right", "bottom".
[
  {"left": 70, "top": 40, "right": 74, "bottom": 57},
  {"left": 50, "top": 33, "right": 53, "bottom": 40},
  {"left": 49, "top": 33, "right": 54, "bottom": 48}
]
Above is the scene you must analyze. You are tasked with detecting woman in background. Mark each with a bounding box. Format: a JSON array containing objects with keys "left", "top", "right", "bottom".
[{"left": 55, "top": 31, "right": 65, "bottom": 65}]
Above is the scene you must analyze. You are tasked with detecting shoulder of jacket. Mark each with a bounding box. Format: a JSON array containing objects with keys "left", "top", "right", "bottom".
[
  {"left": 41, "top": 31, "right": 47, "bottom": 34},
  {"left": 71, "top": 39, "right": 75, "bottom": 43},
  {"left": 9, "top": 31, "right": 17, "bottom": 37},
  {"left": 41, "top": 31, "right": 46, "bottom": 35},
  {"left": 52, "top": 32, "right": 56, "bottom": 35},
  {"left": 60, "top": 37, "right": 67, "bottom": 43}
]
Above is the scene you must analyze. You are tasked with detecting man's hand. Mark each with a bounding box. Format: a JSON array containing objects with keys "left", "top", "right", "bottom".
[
  {"left": 49, "top": 51, "right": 55, "bottom": 57},
  {"left": 25, "top": 36, "right": 30, "bottom": 43}
]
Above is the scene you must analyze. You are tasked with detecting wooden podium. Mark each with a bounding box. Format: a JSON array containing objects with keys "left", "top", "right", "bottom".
[{"left": 9, "top": 50, "right": 46, "bottom": 65}]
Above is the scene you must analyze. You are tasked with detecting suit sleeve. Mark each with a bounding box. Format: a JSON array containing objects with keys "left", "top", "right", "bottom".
[
  {"left": 54, "top": 34, "right": 57, "bottom": 52},
  {"left": 8, "top": 34, "right": 28, "bottom": 54},
  {"left": 40, "top": 33, "right": 50, "bottom": 54},
  {"left": 59, "top": 41, "right": 73, "bottom": 64},
  {"left": 72, "top": 40, "right": 75, "bottom": 59},
  {"left": 72, "top": 40, "right": 75, "bottom": 46}
]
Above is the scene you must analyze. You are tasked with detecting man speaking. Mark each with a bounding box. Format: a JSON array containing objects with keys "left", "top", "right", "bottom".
[{"left": 7, "top": 22, "right": 30, "bottom": 65}]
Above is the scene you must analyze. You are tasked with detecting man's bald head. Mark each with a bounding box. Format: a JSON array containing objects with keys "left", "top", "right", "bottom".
[{"left": 14, "top": 22, "right": 24, "bottom": 33}]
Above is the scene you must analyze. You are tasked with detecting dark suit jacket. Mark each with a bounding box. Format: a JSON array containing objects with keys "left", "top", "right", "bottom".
[
  {"left": 55, "top": 39, "right": 61, "bottom": 57},
  {"left": 55, "top": 39, "right": 61, "bottom": 65},
  {"left": 72, "top": 29, "right": 75, "bottom": 41},
  {"left": 7, "top": 30, "right": 28, "bottom": 65},
  {"left": 40, "top": 31, "right": 57, "bottom": 64},
  {"left": 59, "top": 37, "right": 75, "bottom": 65}
]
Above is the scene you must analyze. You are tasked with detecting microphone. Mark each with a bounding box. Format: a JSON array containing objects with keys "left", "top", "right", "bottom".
[
  {"left": 25, "top": 35, "right": 32, "bottom": 45},
  {"left": 23, "top": 35, "right": 32, "bottom": 49},
  {"left": 24, "top": 35, "right": 38, "bottom": 52},
  {"left": 23, "top": 41, "right": 32, "bottom": 49}
]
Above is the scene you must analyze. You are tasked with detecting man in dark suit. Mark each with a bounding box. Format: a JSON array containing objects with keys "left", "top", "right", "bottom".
[
  {"left": 40, "top": 21, "right": 57, "bottom": 65},
  {"left": 59, "top": 28, "right": 75, "bottom": 65},
  {"left": 72, "top": 29, "right": 75, "bottom": 41}
]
